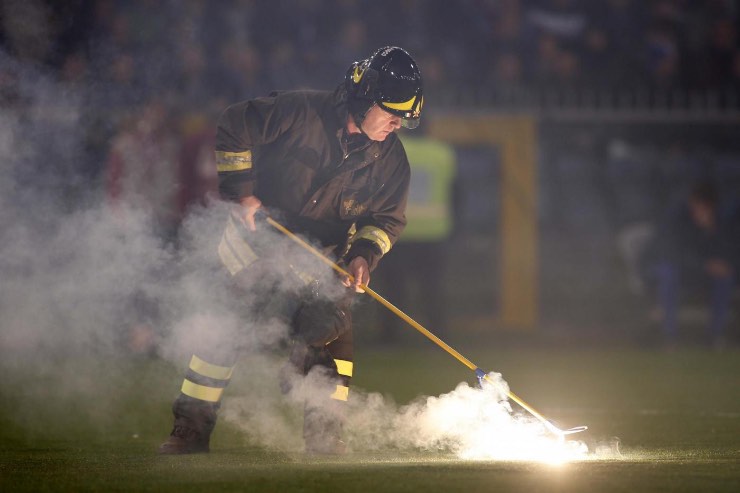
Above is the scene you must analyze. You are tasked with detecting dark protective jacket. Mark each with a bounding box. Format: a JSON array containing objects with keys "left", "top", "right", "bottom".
[{"left": 215, "top": 86, "right": 410, "bottom": 270}]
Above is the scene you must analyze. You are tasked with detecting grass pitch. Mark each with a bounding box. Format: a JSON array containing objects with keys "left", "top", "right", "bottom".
[{"left": 1, "top": 344, "right": 739, "bottom": 492}]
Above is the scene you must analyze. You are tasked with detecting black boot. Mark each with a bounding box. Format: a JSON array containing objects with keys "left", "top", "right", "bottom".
[{"left": 158, "top": 396, "right": 218, "bottom": 454}]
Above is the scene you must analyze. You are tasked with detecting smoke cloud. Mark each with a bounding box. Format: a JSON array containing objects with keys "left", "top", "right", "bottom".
[
  {"left": 224, "top": 366, "right": 590, "bottom": 460},
  {"left": 0, "top": 42, "right": 311, "bottom": 444},
  {"left": 0, "top": 44, "right": 595, "bottom": 464}
]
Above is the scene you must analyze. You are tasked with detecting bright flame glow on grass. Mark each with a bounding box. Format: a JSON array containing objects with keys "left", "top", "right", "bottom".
[
  {"left": 346, "top": 372, "right": 589, "bottom": 463},
  {"left": 417, "top": 373, "right": 588, "bottom": 462}
]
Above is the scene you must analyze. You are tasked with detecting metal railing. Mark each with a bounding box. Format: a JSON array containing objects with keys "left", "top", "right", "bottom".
[{"left": 431, "top": 85, "right": 740, "bottom": 121}]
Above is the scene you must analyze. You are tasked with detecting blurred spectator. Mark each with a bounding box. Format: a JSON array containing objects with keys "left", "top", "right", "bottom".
[
  {"left": 0, "top": 53, "right": 23, "bottom": 108},
  {"left": 655, "top": 143, "right": 708, "bottom": 206},
  {"left": 604, "top": 139, "right": 662, "bottom": 295},
  {"left": 173, "top": 44, "right": 213, "bottom": 112},
  {"left": 415, "top": 52, "right": 448, "bottom": 93},
  {"left": 590, "top": 0, "right": 646, "bottom": 86},
  {"left": 580, "top": 25, "right": 612, "bottom": 85},
  {"left": 491, "top": 50, "right": 524, "bottom": 86},
  {"left": 1, "top": 0, "right": 55, "bottom": 64},
  {"left": 105, "top": 97, "right": 196, "bottom": 356},
  {"left": 4, "top": 0, "right": 740, "bottom": 124},
  {"left": 176, "top": 99, "right": 222, "bottom": 220},
  {"left": 265, "top": 41, "right": 311, "bottom": 90},
  {"left": 524, "top": 0, "right": 588, "bottom": 41},
  {"left": 647, "top": 181, "right": 737, "bottom": 350},
  {"left": 88, "top": 8, "right": 136, "bottom": 68},
  {"left": 50, "top": 51, "right": 95, "bottom": 205},
  {"left": 528, "top": 31, "right": 584, "bottom": 87},
  {"left": 491, "top": 0, "right": 524, "bottom": 49},
  {"left": 210, "top": 41, "right": 269, "bottom": 101},
  {"left": 333, "top": 17, "right": 369, "bottom": 66},
  {"left": 106, "top": 98, "right": 182, "bottom": 240},
  {"left": 522, "top": 0, "right": 587, "bottom": 82},
  {"left": 644, "top": 22, "right": 681, "bottom": 88},
  {"left": 85, "top": 49, "right": 143, "bottom": 175},
  {"left": 701, "top": 19, "right": 738, "bottom": 88},
  {"left": 731, "top": 50, "right": 740, "bottom": 85}
]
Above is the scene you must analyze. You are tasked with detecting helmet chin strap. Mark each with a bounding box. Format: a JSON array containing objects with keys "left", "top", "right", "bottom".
[{"left": 352, "top": 104, "right": 374, "bottom": 139}]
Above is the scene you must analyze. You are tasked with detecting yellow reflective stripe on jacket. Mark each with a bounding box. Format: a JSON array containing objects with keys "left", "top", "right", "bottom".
[
  {"left": 352, "top": 226, "right": 391, "bottom": 254},
  {"left": 334, "top": 359, "right": 353, "bottom": 378},
  {"left": 181, "top": 379, "right": 224, "bottom": 402},
  {"left": 216, "top": 150, "right": 252, "bottom": 172},
  {"left": 189, "top": 355, "right": 234, "bottom": 381},
  {"left": 330, "top": 384, "right": 349, "bottom": 401}
]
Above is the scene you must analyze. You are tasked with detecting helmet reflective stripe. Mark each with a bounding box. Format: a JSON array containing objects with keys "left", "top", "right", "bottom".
[
  {"left": 352, "top": 65, "right": 365, "bottom": 84},
  {"left": 382, "top": 96, "right": 417, "bottom": 112},
  {"left": 415, "top": 96, "right": 424, "bottom": 117}
]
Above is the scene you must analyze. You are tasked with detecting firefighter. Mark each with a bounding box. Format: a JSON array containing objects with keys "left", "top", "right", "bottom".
[{"left": 158, "top": 46, "right": 423, "bottom": 455}]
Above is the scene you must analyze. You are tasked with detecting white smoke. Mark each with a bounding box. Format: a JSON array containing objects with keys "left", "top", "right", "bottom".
[
  {"left": 0, "top": 42, "right": 327, "bottom": 444},
  {"left": 0, "top": 42, "right": 594, "bottom": 463},
  {"left": 222, "top": 366, "right": 590, "bottom": 461}
]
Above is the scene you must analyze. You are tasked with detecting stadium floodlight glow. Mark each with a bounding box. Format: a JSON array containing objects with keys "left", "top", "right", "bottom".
[{"left": 266, "top": 216, "right": 588, "bottom": 439}]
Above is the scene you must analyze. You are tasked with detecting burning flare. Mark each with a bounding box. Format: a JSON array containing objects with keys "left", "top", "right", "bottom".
[{"left": 345, "top": 372, "right": 589, "bottom": 462}]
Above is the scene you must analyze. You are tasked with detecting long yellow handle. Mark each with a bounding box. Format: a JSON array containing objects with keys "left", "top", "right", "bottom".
[{"left": 266, "top": 216, "right": 581, "bottom": 436}]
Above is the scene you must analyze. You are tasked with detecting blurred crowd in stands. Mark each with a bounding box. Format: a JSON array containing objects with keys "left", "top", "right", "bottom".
[
  {"left": 2, "top": 0, "right": 740, "bottom": 346},
  {"left": 539, "top": 127, "right": 740, "bottom": 348},
  {"left": 4, "top": 0, "right": 740, "bottom": 100},
  {"left": 3, "top": 0, "right": 740, "bottom": 189}
]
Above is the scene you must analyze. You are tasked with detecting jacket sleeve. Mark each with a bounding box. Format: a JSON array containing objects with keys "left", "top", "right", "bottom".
[
  {"left": 215, "top": 92, "right": 304, "bottom": 201},
  {"left": 344, "top": 143, "right": 410, "bottom": 271}
]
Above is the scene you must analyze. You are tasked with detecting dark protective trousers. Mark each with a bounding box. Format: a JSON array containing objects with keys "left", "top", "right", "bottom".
[{"left": 170, "top": 215, "right": 354, "bottom": 445}]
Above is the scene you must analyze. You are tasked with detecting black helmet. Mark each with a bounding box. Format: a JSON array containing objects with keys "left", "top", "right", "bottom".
[{"left": 345, "top": 46, "right": 423, "bottom": 129}]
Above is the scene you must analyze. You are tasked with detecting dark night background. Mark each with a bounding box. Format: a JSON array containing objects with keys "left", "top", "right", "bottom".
[{"left": 2, "top": 0, "right": 740, "bottom": 350}]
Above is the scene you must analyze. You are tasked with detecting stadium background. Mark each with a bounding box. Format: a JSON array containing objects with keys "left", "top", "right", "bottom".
[
  {"left": 2, "top": 0, "right": 740, "bottom": 344},
  {"left": 2, "top": 2, "right": 740, "bottom": 491}
]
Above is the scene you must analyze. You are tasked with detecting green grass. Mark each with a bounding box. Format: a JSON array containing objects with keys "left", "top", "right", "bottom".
[{"left": 1, "top": 345, "right": 739, "bottom": 492}]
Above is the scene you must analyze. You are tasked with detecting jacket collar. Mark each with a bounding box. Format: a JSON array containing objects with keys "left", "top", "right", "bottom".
[{"left": 332, "top": 84, "right": 384, "bottom": 161}]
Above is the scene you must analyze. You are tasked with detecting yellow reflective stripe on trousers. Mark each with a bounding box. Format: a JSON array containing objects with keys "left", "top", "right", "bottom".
[
  {"left": 330, "top": 384, "right": 349, "bottom": 401},
  {"left": 216, "top": 150, "right": 252, "bottom": 172},
  {"left": 334, "top": 359, "right": 353, "bottom": 378},
  {"left": 181, "top": 379, "right": 224, "bottom": 402},
  {"left": 189, "top": 355, "right": 235, "bottom": 380}
]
